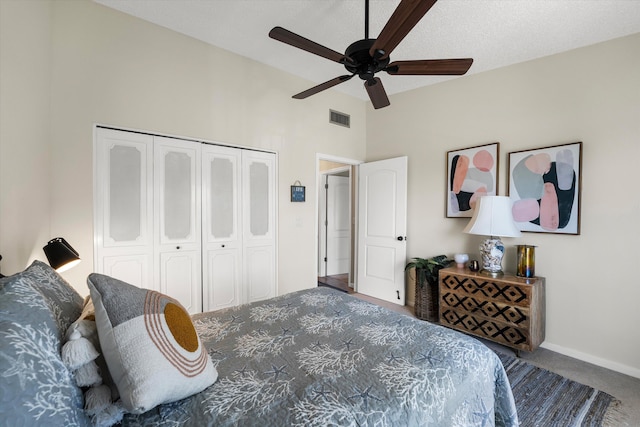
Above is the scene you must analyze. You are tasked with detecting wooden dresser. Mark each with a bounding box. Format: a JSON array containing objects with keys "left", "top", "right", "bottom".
[{"left": 439, "top": 267, "right": 545, "bottom": 353}]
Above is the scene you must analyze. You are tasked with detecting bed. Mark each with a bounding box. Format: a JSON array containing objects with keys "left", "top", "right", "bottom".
[{"left": 0, "top": 261, "right": 518, "bottom": 426}]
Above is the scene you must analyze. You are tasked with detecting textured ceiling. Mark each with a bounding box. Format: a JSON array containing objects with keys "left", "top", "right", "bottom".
[{"left": 94, "top": 0, "right": 640, "bottom": 101}]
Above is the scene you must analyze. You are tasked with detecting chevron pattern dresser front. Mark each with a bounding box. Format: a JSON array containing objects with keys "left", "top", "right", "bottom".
[{"left": 439, "top": 267, "right": 545, "bottom": 353}]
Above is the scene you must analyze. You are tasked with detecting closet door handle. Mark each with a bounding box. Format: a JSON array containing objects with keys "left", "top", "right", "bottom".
[
  {"left": 176, "top": 246, "right": 181, "bottom": 250},
  {"left": 221, "top": 244, "right": 226, "bottom": 248}
]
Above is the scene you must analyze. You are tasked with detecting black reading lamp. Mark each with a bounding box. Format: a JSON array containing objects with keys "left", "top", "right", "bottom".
[{"left": 43, "top": 237, "right": 81, "bottom": 272}]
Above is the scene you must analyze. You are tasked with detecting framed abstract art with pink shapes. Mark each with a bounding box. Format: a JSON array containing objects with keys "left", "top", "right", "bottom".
[
  {"left": 446, "top": 142, "right": 499, "bottom": 218},
  {"left": 508, "top": 142, "right": 582, "bottom": 234}
]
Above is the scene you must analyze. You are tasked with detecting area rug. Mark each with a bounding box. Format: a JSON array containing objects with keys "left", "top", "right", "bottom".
[{"left": 496, "top": 352, "right": 625, "bottom": 427}]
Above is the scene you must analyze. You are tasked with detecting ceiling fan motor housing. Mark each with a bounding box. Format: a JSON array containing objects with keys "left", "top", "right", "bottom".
[{"left": 344, "top": 39, "right": 390, "bottom": 81}]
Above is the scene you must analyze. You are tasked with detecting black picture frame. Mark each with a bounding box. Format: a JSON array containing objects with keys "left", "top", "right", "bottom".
[
  {"left": 508, "top": 141, "right": 582, "bottom": 234},
  {"left": 446, "top": 142, "right": 500, "bottom": 218},
  {"left": 291, "top": 185, "right": 305, "bottom": 202}
]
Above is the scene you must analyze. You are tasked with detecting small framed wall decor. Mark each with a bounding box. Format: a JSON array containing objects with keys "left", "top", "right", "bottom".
[
  {"left": 446, "top": 142, "right": 499, "bottom": 218},
  {"left": 291, "top": 181, "right": 305, "bottom": 202},
  {"left": 508, "top": 141, "right": 582, "bottom": 234}
]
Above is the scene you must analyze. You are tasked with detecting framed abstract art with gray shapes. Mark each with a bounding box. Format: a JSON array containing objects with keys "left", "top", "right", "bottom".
[{"left": 508, "top": 142, "right": 582, "bottom": 234}]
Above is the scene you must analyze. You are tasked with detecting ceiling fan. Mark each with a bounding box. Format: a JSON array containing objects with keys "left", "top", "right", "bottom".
[{"left": 269, "top": 0, "right": 473, "bottom": 109}]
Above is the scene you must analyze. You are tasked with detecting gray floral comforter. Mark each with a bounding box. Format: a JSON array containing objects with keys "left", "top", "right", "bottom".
[{"left": 122, "top": 287, "right": 518, "bottom": 426}]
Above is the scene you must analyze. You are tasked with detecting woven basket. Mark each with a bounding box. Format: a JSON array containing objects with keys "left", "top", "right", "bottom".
[{"left": 414, "top": 269, "right": 439, "bottom": 322}]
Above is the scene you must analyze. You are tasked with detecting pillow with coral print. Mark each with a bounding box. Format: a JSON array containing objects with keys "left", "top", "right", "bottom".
[{"left": 0, "top": 264, "right": 90, "bottom": 426}]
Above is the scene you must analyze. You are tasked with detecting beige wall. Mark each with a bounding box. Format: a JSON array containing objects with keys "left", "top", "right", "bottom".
[
  {"left": 366, "top": 33, "right": 640, "bottom": 377},
  {"left": 0, "top": 0, "right": 366, "bottom": 296},
  {"left": 0, "top": 0, "right": 53, "bottom": 273}
]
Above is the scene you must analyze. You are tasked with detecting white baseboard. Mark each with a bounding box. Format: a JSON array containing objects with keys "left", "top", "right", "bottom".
[{"left": 541, "top": 342, "right": 640, "bottom": 380}]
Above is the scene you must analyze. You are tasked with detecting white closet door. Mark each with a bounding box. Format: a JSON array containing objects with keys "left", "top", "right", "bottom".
[
  {"left": 154, "top": 137, "right": 202, "bottom": 314},
  {"left": 201, "top": 145, "right": 243, "bottom": 311},
  {"left": 96, "top": 127, "right": 278, "bottom": 313},
  {"left": 242, "top": 150, "right": 276, "bottom": 303},
  {"left": 95, "top": 128, "right": 154, "bottom": 289}
]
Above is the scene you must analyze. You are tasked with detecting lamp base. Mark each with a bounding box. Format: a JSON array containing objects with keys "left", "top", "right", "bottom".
[
  {"left": 479, "top": 237, "right": 505, "bottom": 276},
  {"left": 480, "top": 269, "right": 504, "bottom": 278}
]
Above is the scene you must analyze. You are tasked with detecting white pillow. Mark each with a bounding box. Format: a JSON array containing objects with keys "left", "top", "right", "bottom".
[{"left": 87, "top": 273, "right": 217, "bottom": 414}]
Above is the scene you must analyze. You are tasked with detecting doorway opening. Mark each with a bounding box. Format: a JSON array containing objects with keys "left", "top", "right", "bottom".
[{"left": 316, "top": 155, "right": 360, "bottom": 294}]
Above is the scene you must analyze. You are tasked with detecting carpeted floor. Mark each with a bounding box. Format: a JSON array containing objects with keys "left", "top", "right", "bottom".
[{"left": 495, "top": 352, "right": 624, "bottom": 427}]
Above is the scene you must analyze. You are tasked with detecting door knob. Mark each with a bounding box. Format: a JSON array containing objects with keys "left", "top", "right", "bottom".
[
  {"left": 221, "top": 244, "right": 225, "bottom": 248},
  {"left": 396, "top": 236, "right": 405, "bottom": 241},
  {"left": 176, "top": 246, "right": 181, "bottom": 250}
]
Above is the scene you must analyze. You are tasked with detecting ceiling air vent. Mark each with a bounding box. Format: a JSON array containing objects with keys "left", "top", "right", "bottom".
[{"left": 329, "top": 110, "right": 350, "bottom": 128}]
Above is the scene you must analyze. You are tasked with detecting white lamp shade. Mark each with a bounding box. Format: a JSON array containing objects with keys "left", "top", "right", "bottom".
[{"left": 463, "top": 196, "right": 522, "bottom": 238}]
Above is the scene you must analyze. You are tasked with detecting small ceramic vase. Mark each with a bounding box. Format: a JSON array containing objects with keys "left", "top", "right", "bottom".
[{"left": 454, "top": 253, "right": 469, "bottom": 269}]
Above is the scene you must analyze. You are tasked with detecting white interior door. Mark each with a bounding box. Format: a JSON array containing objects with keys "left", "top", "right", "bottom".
[
  {"left": 357, "top": 156, "right": 407, "bottom": 305},
  {"left": 326, "top": 175, "right": 350, "bottom": 275}
]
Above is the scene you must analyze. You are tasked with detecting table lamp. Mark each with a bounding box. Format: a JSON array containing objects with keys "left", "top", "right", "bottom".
[
  {"left": 463, "top": 196, "right": 521, "bottom": 276},
  {"left": 43, "top": 237, "right": 81, "bottom": 272}
]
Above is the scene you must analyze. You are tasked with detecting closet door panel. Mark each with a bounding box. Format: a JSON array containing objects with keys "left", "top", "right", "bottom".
[
  {"left": 242, "top": 151, "right": 276, "bottom": 302},
  {"left": 159, "top": 250, "right": 200, "bottom": 314},
  {"left": 98, "top": 130, "right": 153, "bottom": 248},
  {"left": 243, "top": 152, "right": 275, "bottom": 241},
  {"left": 102, "top": 254, "right": 152, "bottom": 289},
  {"left": 95, "top": 128, "right": 154, "bottom": 290},
  {"left": 245, "top": 246, "right": 275, "bottom": 303},
  {"left": 155, "top": 137, "right": 201, "bottom": 246},
  {"left": 204, "top": 250, "right": 240, "bottom": 310},
  {"left": 154, "top": 137, "right": 202, "bottom": 314},
  {"left": 202, "top": 145, "right": 242, "bottom": 311}
]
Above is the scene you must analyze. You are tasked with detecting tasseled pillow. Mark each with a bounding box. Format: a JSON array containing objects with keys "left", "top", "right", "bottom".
[
  {"left": 75, "top": 361, "right": 102, "bottom": 388},
  {"left": 85, "top": 385, "right": 125, "bottom": 427},
  {"left": 62, "top": 325, "right": 100, "bottom": 370},
  {"left": 62, "top": 296, "right": 123, "bottom": 427}
]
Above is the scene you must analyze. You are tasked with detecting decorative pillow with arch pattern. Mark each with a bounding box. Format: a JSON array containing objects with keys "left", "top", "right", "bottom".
[{"left": 87, "top": 273, "right": 217, "bottom": 414}]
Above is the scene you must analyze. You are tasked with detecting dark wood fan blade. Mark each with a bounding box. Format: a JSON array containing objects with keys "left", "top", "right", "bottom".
[
  {"left": 364, "top": 77, "right": 390, "bottom": 109},
  {"left": 293, "top": 75, "right": 355, "bottom": 99},
  {"left": 269, "top": 26, "right": 347, "bottom": 64},
  {"left": 370, "top": 0, "right": 438, "bottom": 60},
  {"left": 386, "top": 58, "right": 473, "bottom": 75}
]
